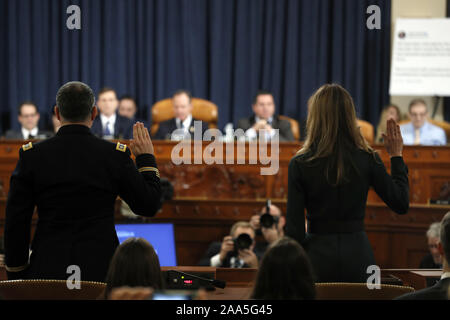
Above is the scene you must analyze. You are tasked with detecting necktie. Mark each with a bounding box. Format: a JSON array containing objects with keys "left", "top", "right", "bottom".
[
  {"left": 28, "top": 134, "right": 35, "bottom": 139},
  {"left": 104, "top": 121, "right": 111, "bottom": 136},
  {"left": 414, "top": 129, "right": 420, "bottom": 145}
]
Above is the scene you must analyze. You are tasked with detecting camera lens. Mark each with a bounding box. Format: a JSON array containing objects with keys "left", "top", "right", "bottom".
[
  {"left": 260, "top": 213, "right": 275, "bottom": 228},
  {"left": 234, "top": 233, "right": 252, "bottom": 251}
]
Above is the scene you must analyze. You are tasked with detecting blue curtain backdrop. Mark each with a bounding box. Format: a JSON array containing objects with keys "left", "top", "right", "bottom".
[{"left": 0, "top": 0, "right": 391, "bottom": 132}]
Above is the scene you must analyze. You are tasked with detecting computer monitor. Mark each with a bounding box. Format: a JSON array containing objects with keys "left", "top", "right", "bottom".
[{"left": 115, "top": 223, "right": 177, "bottom": 267}]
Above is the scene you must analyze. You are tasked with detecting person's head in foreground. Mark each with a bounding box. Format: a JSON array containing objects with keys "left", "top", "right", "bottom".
[
  {"left": 251, "top": 237, "right": 315, "bottom": 300},
  {"left": 55, "top": 81, "right": 97, "bottom": 125},
  {"left": 300, "top": 83, "right": 373, "bottom": 185},
  {"left": 104, "top": 237, "right": 163, "bottom": 299}
]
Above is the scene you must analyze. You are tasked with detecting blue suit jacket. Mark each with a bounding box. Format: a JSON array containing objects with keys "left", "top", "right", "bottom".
[{"left": 91, "top": 113, "right": 134, "bottom": 140}]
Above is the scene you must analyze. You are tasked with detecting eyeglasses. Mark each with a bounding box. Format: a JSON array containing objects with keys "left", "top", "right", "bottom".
[
  {"left": 20, "top": 113, "right": 38, "bottom": 119},
  {"left": 410, "top": 112, "right": 427, "bottom": 118}
]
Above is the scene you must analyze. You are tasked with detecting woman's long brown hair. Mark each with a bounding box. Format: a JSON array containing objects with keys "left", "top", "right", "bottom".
[
  {"left": 103, "top": 237, "right": 163, "bottom": 299},
  {"left": 298, "top": 83, "right": 375, "bottom": 185}
]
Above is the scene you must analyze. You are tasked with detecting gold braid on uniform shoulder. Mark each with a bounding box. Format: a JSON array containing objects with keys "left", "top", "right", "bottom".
[
  {"left": 116, "top": 142, "right": 127, "bottom": 152},
  {"left": 138, "top": 167, "right": 160, "bottom": 178},
  {"left": 22, "top": 142, "right": 33, "bottom": 151}
]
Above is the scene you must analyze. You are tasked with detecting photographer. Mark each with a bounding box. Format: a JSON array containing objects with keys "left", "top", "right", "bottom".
[
  {"left": 198, "top": 221, "right": 258, "bottom": 268},
  {"left": 250, "top": 204, "right": 286, "bottom": 252}
]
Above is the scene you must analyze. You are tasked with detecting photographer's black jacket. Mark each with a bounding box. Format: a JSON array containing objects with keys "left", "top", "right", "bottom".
[{"left": 4, "top": 124, "right": 161, "bottom": 282}]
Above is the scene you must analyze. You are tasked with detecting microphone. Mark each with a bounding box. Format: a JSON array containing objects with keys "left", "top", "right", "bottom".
[{"left": 168, "top": 270, "right": 226, "bottom": 289}]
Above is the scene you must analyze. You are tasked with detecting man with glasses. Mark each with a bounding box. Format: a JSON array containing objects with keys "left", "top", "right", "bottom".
[
  {"left": 400, "top": 99, "right": 446, "bottom": 146},
  {"left": 5, "top": 102, "right": 52, "bottom": 139}
]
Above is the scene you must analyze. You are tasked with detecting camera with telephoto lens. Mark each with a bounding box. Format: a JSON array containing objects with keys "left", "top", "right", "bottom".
[
  {"left": 259, "top": 212, "right": 279, "bottom": 229},
  {"left": 233, "top": 233, "right": 253, "bottom": 253},
  {"left": 258, "top": 199, "right": 279, "bottom": 229}
]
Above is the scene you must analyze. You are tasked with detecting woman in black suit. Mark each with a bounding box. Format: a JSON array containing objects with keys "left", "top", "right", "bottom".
[{"left": 286, "top": 84, "right": 409, "bottom": 283}]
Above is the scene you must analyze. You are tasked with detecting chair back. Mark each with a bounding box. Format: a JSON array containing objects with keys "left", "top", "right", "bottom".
[
  {"left": 151, "top": 98, "right": 218, "bottom": 136},
  {"left": 0, "top": 279, "right": 106, "bottom": 300},
  {"left": 315, "top": 282, "right": 414, "bottom": 300},
  {"left": 357, "top": 119, "right": 375, "bottom": 144},
  {"left": 278, "top": 115, "right": 300, "bottom": 141}
]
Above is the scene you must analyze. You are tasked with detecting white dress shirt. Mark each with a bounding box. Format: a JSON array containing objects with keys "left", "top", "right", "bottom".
[
  {"left": 175, "top": 114, "right": 192, "bottom": 133},
  {"left": 210, "top": 253, "right": 244, "bottom": 268},
  {"left": 21, "top": 127, "right": 38, "bottom": 139},
  {"left": 100, "top": 113, "right": 116, "bottom": 137},
  {"left": 245, "top": 116, "right": 276, "bottom": 141},
  {"left": 400, "top": 121, "right": 447, "bottom": 146},
  {"left": 171, "top": 114, "right": 192, "bottom": 141}
]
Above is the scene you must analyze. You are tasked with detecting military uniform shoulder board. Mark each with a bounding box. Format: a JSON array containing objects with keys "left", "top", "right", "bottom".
[
  {"left": 22, "top": 142, "right": 33, "bottom": 151},
  {"left": 116, "top": 142, "right": 127, "bottom": 152}
]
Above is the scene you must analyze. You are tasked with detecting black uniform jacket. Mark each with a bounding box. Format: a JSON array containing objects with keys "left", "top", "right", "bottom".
[{"left": 4, "top": 124, "right": 161, "bottom": 282}]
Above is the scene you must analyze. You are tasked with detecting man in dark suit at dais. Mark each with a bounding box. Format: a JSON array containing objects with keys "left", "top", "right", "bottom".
[
  {"left": 153, "top": 89, "right": 208, "bottom": 141},
  {"left": 237, "top": 90, "right": 295, "bottom": 142},
  {"left": 90, "top": 87, "right": 134, "bottom": 140}
]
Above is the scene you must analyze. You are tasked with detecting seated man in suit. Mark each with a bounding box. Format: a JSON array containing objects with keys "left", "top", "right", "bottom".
[
  {"left": 420, "top": 222, "right": 443, "bottom": 269},
  {"left": 397, "top": 211, "right": 450, "bottom": 300},
  {"left": 118, "top": 95, "right": 149, "bottom": 128},
  {"left": 400, "top": 99, "right": 447, "bottom": 146},
  {"left": 198, "top": 221, "right": 259, "bottom": 268},
  {"left": 153, "top": 90, "right": 208, "bottom": 140},
  {"left": 90, "top": 87, "right": 133, "bottom": 139},
  {"left": 237, "top": 90, "right": 294, "bottom": 142},
  {"left": 5, "top": 102, "right": 52, "bottom": 139},
  {"left": 249, "top": 204, "right": 286, "bottom": 257},
  {"left": 420, "top": 222, "right": 443, "bottom": 287}
]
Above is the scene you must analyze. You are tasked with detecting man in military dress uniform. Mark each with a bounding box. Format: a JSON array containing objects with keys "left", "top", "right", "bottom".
[{"left": 4, "top": 81, "right": 161, "bottom": 282}]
